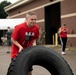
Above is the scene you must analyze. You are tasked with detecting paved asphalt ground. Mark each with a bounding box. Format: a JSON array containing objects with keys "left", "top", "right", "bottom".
[{"left": 0, "top": 46, "right": 76, "bottom": 75}]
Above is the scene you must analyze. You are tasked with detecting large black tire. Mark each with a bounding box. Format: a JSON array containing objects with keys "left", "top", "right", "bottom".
[{"left": 7, "top": 46, "right": 74, "bottom": 75}]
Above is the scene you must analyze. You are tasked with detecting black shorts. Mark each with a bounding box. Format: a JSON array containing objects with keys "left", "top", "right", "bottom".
[{"left": 7, "top": 39, "right": 12, "bottom": 46}]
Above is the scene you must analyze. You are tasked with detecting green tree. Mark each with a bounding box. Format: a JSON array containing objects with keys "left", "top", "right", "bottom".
[{"left": 0, "top": 1, "right": 11, "bottom": 18}]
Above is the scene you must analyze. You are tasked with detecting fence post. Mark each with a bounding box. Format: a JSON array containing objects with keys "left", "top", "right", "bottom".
[
  {"left": 55, "top": 33, "right": 58, "bottom": 46},
  {"left": 53, "top": 34, "right": 55, "bottom": 45}
]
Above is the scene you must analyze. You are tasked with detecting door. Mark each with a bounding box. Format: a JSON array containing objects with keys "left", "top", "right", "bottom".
[{"left": 45, "top": 2, "right": 61, "bottom": 44}]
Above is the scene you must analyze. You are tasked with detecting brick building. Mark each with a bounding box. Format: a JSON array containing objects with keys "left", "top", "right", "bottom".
[{"left": 4, "top": 0, "right": 76, "bottom": 46}]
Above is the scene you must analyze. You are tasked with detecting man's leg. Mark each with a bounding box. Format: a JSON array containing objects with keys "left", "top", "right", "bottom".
[
  {"left": 28, "top": 71, "right": 32, "bottom": 75},
  {"left": 7, "top": 40, "right": 12, "bottom": 53},
  {"left": 28, "top": 66, "right": 33, "bottom": 75},
  {"left": 63, "top": 38, "right": 67, "bottom": 52},
  {"left": 60, "top": 38, "right": 65, "bottom": 55},
  {"left": 60, "top": 38, "right": 63, "bottom": 51}
]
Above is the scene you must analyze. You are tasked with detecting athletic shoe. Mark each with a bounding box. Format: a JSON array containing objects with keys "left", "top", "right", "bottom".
[
  {"left": 61, "top": 52, "right": 66, "bottom": 55},
  {"left": 7, "top": 51, "right": 10, "bottom": 53}
]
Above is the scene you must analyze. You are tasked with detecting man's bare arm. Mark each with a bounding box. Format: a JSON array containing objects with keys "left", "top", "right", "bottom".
[{"left": 11, "top": 37, "right": 23, "bottom": 52}]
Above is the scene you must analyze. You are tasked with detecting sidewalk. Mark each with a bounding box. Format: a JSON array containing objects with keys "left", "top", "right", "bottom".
[
  {"left": 0, "top": 46, "right": 11, "bottom": 75},
  {"left": 0, "top": 46, "right": 76, "bottom": 75}
]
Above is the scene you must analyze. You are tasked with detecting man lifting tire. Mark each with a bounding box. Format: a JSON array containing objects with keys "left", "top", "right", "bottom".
[{"left": 7, "top": 46, "right": 74, "bottom": 75}]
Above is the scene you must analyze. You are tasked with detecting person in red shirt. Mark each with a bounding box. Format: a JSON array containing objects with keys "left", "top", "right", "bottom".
[
  {"left": 11, "top": 11, "right": 39, "bottom": 75},
  {"left": 58, "top": 24, "right": 68, "bottom": 55}
]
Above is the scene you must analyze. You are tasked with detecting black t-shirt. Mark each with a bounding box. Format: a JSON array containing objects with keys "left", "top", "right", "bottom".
[{"left": 6, "top": 31, "right": 12, "bottom": 40}]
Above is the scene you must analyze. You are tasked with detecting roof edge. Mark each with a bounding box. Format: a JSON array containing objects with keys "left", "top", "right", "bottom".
[{"left": 4, "top": 0, "right": 34, "bottom": 12}]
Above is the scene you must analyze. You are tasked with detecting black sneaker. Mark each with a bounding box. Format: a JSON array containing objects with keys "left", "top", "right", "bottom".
[{"left": 7, "top": 51, "right": 10, "bottom": 53}]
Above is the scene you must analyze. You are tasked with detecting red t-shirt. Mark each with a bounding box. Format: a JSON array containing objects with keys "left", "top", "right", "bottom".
[
  {"left": 11, "top": 22, "right": 39, "bottom": 58},
  {"left": 59, "top": 27, "right": 68, "bottom": 38}
]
